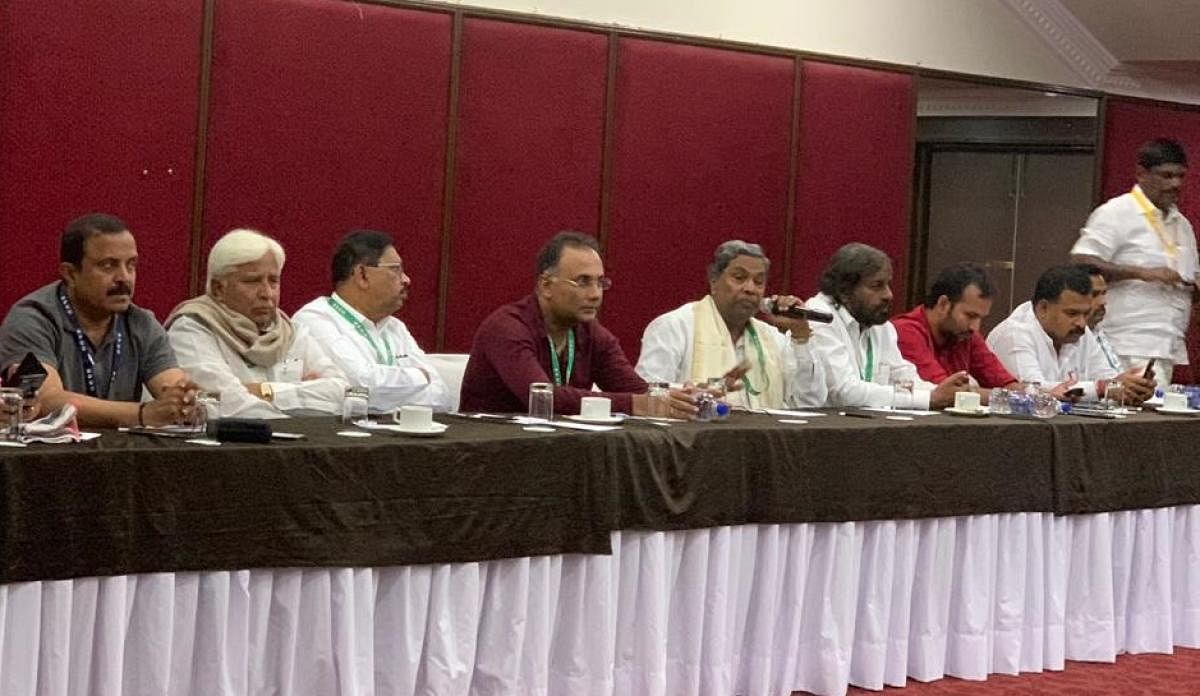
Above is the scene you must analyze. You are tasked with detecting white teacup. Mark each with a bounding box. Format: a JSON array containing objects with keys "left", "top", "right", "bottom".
[
  {"left": 579, "top": 396, "right": 612, "bottom": 420},
  {"left": 1163, "top": 392, "right": 1190, "bottom": 411},
  {"left": 394, "top": 405, "right": 434, "bottom": 429},
  {"left": 954, "top": 391, "right": 981, "bottom": 411}
]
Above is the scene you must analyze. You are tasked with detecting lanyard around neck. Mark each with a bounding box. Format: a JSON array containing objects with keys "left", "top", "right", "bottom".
[
  {"left": 328, "top": 296, "right": 394, "bottom": 365},
  {"left": 58, "top": 284, "right": 124, "bottom": 398},
  {"left": 547, "top": 330, "right": 575, "bottom": 386},
  {"left": 741, "top": 323, "right": 770, "bottom": 397},
  {"left": 1131, "top": 186, "right": 1178, "bottom": 260},
  {"left": 860, "top": 330, "right": 874, "bottom": 382}
]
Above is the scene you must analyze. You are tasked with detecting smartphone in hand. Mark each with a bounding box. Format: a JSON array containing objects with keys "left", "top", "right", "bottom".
[{"left": 1142, "top": 358, "right": 1157, "bottom": 380}]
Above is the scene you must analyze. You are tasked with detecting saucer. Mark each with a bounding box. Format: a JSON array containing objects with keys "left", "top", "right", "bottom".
[
  {"left": 565, "top": 414, "right": 626, "bottom": 425},
  {"left": 944, "top": 406, "right": 989, "bottom": 418},
  {"left": 1155, "top": 406, "right": 1200, "bottom": 416}
]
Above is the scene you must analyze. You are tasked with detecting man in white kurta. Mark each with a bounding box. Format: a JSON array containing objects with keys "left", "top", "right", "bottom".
[
  {"left": 293, "top": 230, "right": 450, "bottom": 412},
  {"left": 1071, "top": 138, "right": 1198, "bottom": 385},
  {"left": 166, "top": 229, "right": 349, "bottom": 419},
  {"left": 806, "top": 243, "right": 968, "bottom": 409},
  {"left": 987, "top": 265, "right": 1153, "bottom": 403},
  {"left": 636, "top": 240, "right": 826, "bottom": 409}
]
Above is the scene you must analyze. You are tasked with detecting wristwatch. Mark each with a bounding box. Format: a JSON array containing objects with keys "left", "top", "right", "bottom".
[{"left": 260, "top": 382, "right": 274, "bottom": 402}]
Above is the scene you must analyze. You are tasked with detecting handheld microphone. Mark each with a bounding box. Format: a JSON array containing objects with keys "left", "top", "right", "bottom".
[{"left": 760, "top": 298, "right": 834, "bottom": 324}]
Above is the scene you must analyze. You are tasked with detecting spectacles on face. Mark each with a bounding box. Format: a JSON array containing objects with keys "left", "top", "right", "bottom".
[
  {"left": 548, "top": 274, "right": 613, "bottom": 291},
  {"left": 366, "top": 262, "right": 406, "bottom": 277}
]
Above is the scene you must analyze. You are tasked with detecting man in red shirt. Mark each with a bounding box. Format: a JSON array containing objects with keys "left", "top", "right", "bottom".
[{"left": 892, "top": 263, "right": 1018, "bottom": 392}]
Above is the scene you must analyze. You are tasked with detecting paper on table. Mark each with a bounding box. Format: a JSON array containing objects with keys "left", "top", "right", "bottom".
[
  {"left": 861, "top": 407, "right": 938, "bottom": 416},
  {"left": 762, "top": 408, "right": 827, "bottom": 418},
  {"left": 513, "top": 416, "right": 620, "bottom": 432}
]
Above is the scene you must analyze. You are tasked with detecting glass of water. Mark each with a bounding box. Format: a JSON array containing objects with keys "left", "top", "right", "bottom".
[
  {"left": 341, "top": 386, "right": 370, "bottom": 426},
  {"left": 989, "top": 388, "right": 1011, "bottom": 414},
  {"left": 0, "top": 388, "right": 23, "bottom": 440},
  {"left": 528, "top": 382, "right": 554, "bottom": 421},
  {"left": 1103, "top": 379, "right": 1124, "bottom": 409}
]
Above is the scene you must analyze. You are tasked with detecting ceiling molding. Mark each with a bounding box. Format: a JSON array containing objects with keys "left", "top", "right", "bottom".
[{"left": 1001, "top": 0, "right": 1118, "bottom": 86}]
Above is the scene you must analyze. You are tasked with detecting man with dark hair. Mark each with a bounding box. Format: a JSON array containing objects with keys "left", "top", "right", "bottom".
[
  {"left": 0, "top": 213, "right": 196, "bottom": 427},
  {"left": 460, "top": 231, "right": 696, "bottom": 416},
  {"left": 1070, "top": 137, "right": 1197, "bottom": 385},
  {"left": 635, "top": 240, "right": 826, "bottom": 409},
  {"left": 292, "top": 230, "right": 450, "bottom": 411},
  {"left": 892, "top": 262, "right": 1017, "bottom": 393},
  {"left": 987, "top": 265, "right": 1154, "bottom": 403},
  {"left": 806, "top": 243, "right": 968, "bottom": 409}
]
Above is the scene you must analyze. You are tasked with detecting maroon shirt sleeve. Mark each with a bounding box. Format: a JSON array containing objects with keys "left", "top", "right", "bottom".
[
  {"left": 968, "top": 332, "right": 1017, "bottom": 388},
  {"left": 892, "top": 311, "right": 949, "bottom": 384},
  {"left": 583, "top": 322, "right": 648, "bottom": 415}
]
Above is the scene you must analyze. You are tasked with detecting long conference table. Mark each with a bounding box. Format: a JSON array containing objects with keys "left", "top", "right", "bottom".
[{"left": 0, "top": 409, "right": 1198, "bottom": 695}]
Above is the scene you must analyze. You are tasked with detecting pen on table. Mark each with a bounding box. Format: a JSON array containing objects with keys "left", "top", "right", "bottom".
[{"left": 838, "top": 411, "right": 874, "bottom": 419}]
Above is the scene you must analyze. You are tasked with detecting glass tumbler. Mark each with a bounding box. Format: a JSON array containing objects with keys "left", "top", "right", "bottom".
[
  {"left": 342, "top": 386, "right": 370, "bottom": 426},
  {"left": 647, "top": 382, "right": 671, "bottom": 418},
  {"left": 191, "top": 390, "right": 221, "bottom": 432},
  {"left": 0, "top": 388, "right": 22, "bottom": 440},
  {"left": 528, "top": 382, "right": 554, "bottom": 421}
]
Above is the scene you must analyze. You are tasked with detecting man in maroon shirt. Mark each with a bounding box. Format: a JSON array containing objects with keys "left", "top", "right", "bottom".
[
  {"left": 459, "top": 232, "right": 697, "bottom": 416},
  {"left": 892, "top": 263, "right": 1018, "bottom": 392}
]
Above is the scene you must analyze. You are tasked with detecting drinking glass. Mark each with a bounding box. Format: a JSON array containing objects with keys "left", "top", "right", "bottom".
[
  {"left": 0, "top": 388, "right": 22, "bottom": 440},
  {"left": 191, "top": 390, "right": 221, "bottom": 432},
  {"left": 528, "top": 382, "right": 554, "bottom": 421},
  {"left": 989, "top": 388, "right": 1011, "bottom": 415},
  {"left": 1103, "top": 379, "right": 1124, "bottom": 409},
  {"left": 341, "top": 386, "right": 370, "bottom": 425},
  {"left": 647, "top": 382, "right": 671, "bottom": 418}
]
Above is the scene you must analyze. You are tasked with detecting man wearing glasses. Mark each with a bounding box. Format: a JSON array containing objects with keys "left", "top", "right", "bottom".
[
  {"left": 460, "top": 231, "right": 697, "bottom": 417},
  {"left": 292, "top": 230, "right": 450, "bottom": 411},
  {"left": 166, "top": 229, "right": 349, "bottom": 418}
]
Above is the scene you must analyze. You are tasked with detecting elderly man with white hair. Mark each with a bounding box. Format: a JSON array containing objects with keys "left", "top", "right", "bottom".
[{"left": 166, "top": 229, "right": 348, "bottom": 418}]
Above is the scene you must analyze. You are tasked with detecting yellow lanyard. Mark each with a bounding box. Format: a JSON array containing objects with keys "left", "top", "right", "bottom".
[{"left": 1131, "top": 186, "right": 1178, "bottom": 261}]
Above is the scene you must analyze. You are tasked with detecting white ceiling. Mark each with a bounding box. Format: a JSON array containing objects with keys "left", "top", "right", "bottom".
[{"left": 1011, "top": 0, "right": 1200, "bottom": 103}]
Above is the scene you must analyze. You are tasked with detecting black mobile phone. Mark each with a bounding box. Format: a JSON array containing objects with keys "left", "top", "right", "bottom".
[
  {"left": 5, "top": 352, "right": 47, "bottom": 399},
  {"left": 1142, "top": 358, "right": 1157, "bottom": 380}
]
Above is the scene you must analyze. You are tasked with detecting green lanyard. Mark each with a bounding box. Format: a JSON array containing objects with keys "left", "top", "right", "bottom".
[
  {"left": 327, "top": 296, "right": 395, "bottom": 366},
  {"left": 861, "top": 332, "right": 874, "bottom": 381},
  {"left": 741, "top": 323, "right": 770, "bottom": 397},
  {"left": 547, "top": 330, "right": 575, "bottom": 386}
]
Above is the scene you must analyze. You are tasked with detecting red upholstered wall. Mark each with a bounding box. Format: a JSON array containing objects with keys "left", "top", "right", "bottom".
[
  {"left": 444, "top": 19, "right": 608, "bottom": 351},
  {"left": 1101, "top": 99, "right": 1200, "bottom": 382},
  {"left": 0, "top": 0, "right": 203, "bottom": 318},
  {"left": 791, "top": 62, "right": 915, "bottom": 307},
  {"left": 605, "top": 39, "right": 795, "bottom": 360},
  {"left": 201, "top": 0, "right": 451, "bottom": 347}
]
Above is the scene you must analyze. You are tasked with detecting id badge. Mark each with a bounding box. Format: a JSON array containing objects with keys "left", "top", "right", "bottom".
[{"left": 274, "top": 358, "right": 304, "bottom": 383}]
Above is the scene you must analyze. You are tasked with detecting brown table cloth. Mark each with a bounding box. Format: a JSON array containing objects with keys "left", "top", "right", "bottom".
[{"left": 1, "top": 410, "right": 1198, "bottom": 583}]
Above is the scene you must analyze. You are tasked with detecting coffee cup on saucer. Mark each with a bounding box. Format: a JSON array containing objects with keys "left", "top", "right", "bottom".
[
  {"left": 393, "top": 405, "right": 435, "bottom": 429},
  {"left": 953, "top": 391, "right": 981, "bottom": 411},
  {"left": 1162, "top": 392, "right": 1190, "bottom": 411},
  {"left": 579, "top": 397, "right": 612, "bottom": 420}
]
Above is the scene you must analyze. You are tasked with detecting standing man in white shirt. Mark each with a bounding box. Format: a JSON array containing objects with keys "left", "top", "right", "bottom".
[
  {"left": 806, "top": 243, "right": 968, "bottom": 409},
  {"left": 292, "top": 230, "right": 450, "bottom": 412},
  {"left": 166, "top": 229, "right": 349, "bottom": 419},
  {"left": 987, "top": 265, "right": 1154, "bottom": 403},
  {"left": 635, "top": 240, "right": 826, "bottom": 409},
  {"left": 1070, "top": 138, "right": 1198, "bottom": 385}
]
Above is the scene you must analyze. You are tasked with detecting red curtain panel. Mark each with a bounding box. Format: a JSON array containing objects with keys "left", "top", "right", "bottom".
[
  {"left": 605, "top": 39, "right": 794, "bottom": 360},
  {"left": 791, "top": 61, "right": 915, "bottom": 308},
  {"left": 201, "top": 0, "right": 451, "bottom": 347},
  {"left": 445, "top": 19, "right": 608, "bottom": 352},
  {"left": 0, "top": 0, "right": 203, "bottom": 318}
]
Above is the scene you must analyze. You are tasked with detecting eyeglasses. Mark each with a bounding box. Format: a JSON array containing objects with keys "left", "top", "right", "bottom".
[
  {"left": 365, "top": 262, "right": 406, "bottom": 276},
  {"left": 549, "top": 275, "right": 613, "bottom": 291}
]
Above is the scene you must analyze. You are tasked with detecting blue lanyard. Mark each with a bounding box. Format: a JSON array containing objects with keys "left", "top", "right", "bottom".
[{"left": 57, "top": 284, "right": 124, "bottom": 399}]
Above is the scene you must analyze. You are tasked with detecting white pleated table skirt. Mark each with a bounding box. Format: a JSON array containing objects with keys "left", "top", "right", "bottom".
[{"left": 2, "top": 506, "right": 1198, "bottom": 696}]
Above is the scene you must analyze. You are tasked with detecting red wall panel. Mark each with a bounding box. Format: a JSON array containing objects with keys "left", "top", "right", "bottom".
[
  {"left": 1102, "top": 99, "right": 1200, "bottom": 382},
  {"left": 445, "top": 19, "right": 608, "bottom": 351},
  {"left": 605, "top": 40, "right": 795, "bottom": 359},
  {"left": 792, "top": 62, "right": 915, "bottom": 307},
  {"left": 202, "top": 0, "right": 451, "bottom": 347},
  {"left": 0, "top": 0, "right": 203, "bottom": 318},
  {"left": 1102, "top": 99, "right": 1200, "bottom": 222}
]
